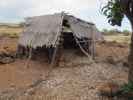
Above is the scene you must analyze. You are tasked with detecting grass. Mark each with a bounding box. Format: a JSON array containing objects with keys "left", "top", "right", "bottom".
[
  {"left": 104, "top": 34, "right": 131, "bottom": 44},
  {"left": 0, "top": 26, "right": 22, "bottom": 38}
]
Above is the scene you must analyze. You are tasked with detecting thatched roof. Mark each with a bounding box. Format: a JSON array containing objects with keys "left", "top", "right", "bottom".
[
  {"left": 65, "top": 15, "right": 101, "bottom": 39},
  {"left": 19, "top": 13, "right": 102, "bottom": 48}
]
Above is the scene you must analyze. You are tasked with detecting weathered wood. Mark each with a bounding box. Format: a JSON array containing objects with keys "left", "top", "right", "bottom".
[
  {"left": 73, "top": 34, "right": 91, "bottom": 58},
  {"left": 25, "top": 47, "right": 33, "bottom": 68},
  {"left": 50, "top": 12, "right": 64, "bottom": 67},
  {"left": 50, "top": 46, "right": 59, "bottom": 66},
  {"left": 91, "top": 26, "right": 95, "bottom": 60},
  {"left": 128, "top": 22, "right": 133, "bottom": 82}
]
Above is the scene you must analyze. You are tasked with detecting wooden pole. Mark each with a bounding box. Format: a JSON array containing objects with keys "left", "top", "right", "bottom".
[
  {"left": 50, "top": 12, "right": 65, "bottom": 67},
  {"left": 91, "top": 26, "right": 95, "bottom": 60},
  {"left": 73, "top": 35, "right": 91, "bottom": 58},
  {"left": 50, "top": 47, "right": 58, "bottom": 66},
  {"left": 25, "top": 47, "right": 32, "bottom": 68}
]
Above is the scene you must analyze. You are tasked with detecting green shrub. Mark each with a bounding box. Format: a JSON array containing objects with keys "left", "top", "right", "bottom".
[{"left": 121, "top": 81, "right": 133, "bottom": 93}]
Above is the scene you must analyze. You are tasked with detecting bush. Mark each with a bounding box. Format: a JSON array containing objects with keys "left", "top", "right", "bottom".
[{"left": 121, "top": 82, "right": 133, "bottom": 93}]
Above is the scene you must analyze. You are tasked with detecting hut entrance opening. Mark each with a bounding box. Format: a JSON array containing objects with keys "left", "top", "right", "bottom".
[
  {"left": 62, "top": 19, "right": 79, "bottom": 49},
  {"left": 62, "top": 19, "right": 92, "bottom": 55},
  {"left": 62, "top": 32, "right": 78, "bottom": 49},
  {"left": 62, "top": 32, "right": 92, "bottom": 55},
  {"left": 29, "top": 46, "right": 54, "bottom": 63}
]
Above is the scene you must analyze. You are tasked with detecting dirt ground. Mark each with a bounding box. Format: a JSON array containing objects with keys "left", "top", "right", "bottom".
[{"left": 0, "top": 36, "right": 129, "bottom": 100}]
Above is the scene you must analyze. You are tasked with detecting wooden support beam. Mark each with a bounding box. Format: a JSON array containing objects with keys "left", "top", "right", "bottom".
[
  {"left": 50, "top": 12, "right": 65, "bottom": 67},
  {"left": 91, "top": 26, "right": 95, "bottom": 60},
  {"left": 50, "top": 46, "right": 58, "bottom": 67}
]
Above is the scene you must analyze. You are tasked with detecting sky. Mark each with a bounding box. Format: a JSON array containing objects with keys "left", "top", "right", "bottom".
[{"left": 0, "top": 0, "right": 132, "bottom": 31}]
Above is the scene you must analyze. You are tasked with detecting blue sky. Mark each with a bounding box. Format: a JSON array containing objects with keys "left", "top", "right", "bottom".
[{"left": 0, "top": 0, "right": 132, "bottom": 31}]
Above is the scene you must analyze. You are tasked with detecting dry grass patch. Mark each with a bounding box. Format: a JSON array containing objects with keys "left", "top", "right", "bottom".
[
  {"left": 104, "top": 34, "right": 131, "bottom": 44},
  {"left": 0, "top": 26, "right": 22, "bottom": 38}
]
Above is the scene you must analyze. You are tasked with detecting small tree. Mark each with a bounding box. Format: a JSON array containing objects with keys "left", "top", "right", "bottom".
[{"left": 102, "top": 0, "right": 133, "bottom": 82}]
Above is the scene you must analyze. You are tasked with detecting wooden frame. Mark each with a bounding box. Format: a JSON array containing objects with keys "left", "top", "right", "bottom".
[{"left": 50, "top": 12, "right": 65, "bottom": 67}]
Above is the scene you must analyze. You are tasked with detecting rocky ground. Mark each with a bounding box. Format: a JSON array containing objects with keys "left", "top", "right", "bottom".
[{"left": 0, "top": 36, "right": 129, "bottom": 100}]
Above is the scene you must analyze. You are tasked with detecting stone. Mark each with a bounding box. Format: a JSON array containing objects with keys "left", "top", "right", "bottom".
[{"left": 0, "top": 57, "right": 15, "bottom": 64}]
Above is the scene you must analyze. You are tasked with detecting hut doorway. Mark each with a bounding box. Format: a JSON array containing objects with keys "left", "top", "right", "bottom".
[
  {"left": 62, "top": 32, "right": 78, "bottom": 49},
  {"left": 62, "top": 31, "right": 92, "bottom": 56},
  {"left": 62, "top": 19, "right": 92, "bottom": 55}
]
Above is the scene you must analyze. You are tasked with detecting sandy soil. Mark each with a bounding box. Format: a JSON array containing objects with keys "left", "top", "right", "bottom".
[{"left": 0, "top": 37, "right": 129, "bottom": 100}]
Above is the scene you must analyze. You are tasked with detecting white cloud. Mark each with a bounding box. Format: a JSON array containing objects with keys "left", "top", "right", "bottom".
[
  {"left": 0, "top": 0, "right": 131, "bottom": 31},
  {"left": 0, "top": 0, "right": 99, "bottom": 17},
  {"left": 22, "top": 0, "right": 99, "bottom": 17}
]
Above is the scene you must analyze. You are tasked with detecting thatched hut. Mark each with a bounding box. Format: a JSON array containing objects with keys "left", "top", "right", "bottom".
[{"left": 17, "top": 12, "right": 103, "bottom": 64}]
